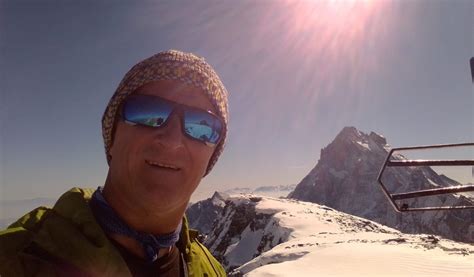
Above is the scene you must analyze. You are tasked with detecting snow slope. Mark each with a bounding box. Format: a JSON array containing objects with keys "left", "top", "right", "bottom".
[
  {"left": 245, "top": 243, "right": 472, "bottom": 276},
  {"left": 204, "top": 194, "right": 473, "bottom": 276}
]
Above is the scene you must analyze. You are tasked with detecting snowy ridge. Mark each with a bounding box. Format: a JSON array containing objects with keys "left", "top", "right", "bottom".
[{"left": 202, "top": 194, "right": 473, "bottom": 276}]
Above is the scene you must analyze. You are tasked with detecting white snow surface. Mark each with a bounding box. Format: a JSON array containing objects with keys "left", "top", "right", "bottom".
[
  {"left": 356, "top": 141, "right": 370, "bottom": 150},
  {"left": 246, "top": 243, "right": 473, "bottom": 277},
  {"left": 228, "top": 195, "right": 474, "bottom": 276}
]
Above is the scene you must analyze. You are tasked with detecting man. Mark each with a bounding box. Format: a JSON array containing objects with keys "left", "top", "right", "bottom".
[{"left": 0, "top": 50, "right": 228, "bottom": 276}]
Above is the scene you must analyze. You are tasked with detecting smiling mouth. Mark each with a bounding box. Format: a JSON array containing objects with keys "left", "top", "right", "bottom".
[{"left": 145, "top": 160, "right": 181, "bottom": 171}]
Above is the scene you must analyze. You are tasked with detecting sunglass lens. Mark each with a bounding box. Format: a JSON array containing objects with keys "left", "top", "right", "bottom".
[
  {"left": 184, "top": 109, "right": 222, "bottom": 145},
  {"left": 123, "top": 95, "right": 173, "bottom": 127}
]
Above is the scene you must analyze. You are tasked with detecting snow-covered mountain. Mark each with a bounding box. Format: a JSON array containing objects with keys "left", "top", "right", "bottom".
[
  {"left": 186, "top": 191, "right": 229, "bottom": 235},
  {"left": 186, "top": 185, "right": 298, "bottom": 235},
  {"left": 191, "top": 194, "right": 473, "bottom": 276},
  {"left": 288, "top": 127, "right": 473, "bottom": 243}
]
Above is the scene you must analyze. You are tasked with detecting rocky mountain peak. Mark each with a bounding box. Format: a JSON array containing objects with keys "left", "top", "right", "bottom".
[
  {"left": 329, "top": 126, "right": 388, "bottom": 153},
  {"left": 369, "top": 131, "right": 387, "bottom": 146},
  {"left": 186, "top": 191, "right": 230, "bottom": 235},
  {"left": 334, "top": 126, "right": 361, "bottom": 140},
  {"left": 210, "top": 191, "right": 229, "bottom": 207},
  {"left": 289, "top": 126, "right": 473, "bottom": 243},
  {"left": 318, "top": 127, "right": 388, "bottom": 175}
]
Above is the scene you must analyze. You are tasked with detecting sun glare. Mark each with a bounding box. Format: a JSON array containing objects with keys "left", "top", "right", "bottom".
[{"left": 272, "top": 0, "right": 392, "bottom": 98}]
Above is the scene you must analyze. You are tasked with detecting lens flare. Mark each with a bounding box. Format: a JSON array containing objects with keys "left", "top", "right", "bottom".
[{"left": 275, "top": 0, "right": 392, "bottom": 98}]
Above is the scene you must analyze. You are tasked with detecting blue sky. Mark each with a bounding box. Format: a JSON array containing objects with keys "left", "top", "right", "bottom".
[{"left": 1, "top": 0, "right": 473, "bottom": 202}]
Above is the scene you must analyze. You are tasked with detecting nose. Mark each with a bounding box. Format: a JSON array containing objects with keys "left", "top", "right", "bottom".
[{"left": 152, "top": 112, "right": 185, "bottom": 149}]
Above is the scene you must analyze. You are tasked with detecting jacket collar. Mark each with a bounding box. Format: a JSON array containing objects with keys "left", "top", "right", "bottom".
[{"left": 33, "top": 187, "right": 194, "bottom": 275}]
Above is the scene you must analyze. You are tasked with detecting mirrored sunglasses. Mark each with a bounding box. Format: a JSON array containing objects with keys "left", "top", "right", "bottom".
[{"left": 122, "top": 94, "right": 223, "bottom": 146}]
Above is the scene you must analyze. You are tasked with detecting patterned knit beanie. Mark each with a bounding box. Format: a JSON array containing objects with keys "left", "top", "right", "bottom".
[{"left": 102, "top": 50, "right": 229, "bottom": 176}]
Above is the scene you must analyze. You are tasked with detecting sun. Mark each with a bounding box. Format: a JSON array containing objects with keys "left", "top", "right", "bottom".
[{"left": 268, "top": 0, "right": 392, "bottom": 96}]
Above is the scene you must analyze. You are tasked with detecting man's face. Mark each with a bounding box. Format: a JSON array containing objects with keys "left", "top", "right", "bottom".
[{"left": 108, "top": 80, "right": 216, "bottom": 212}]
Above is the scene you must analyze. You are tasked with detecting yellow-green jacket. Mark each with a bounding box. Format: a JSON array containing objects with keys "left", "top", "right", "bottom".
[{"left": 0, "top": 188, "right": 226, "bottom": 277}]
